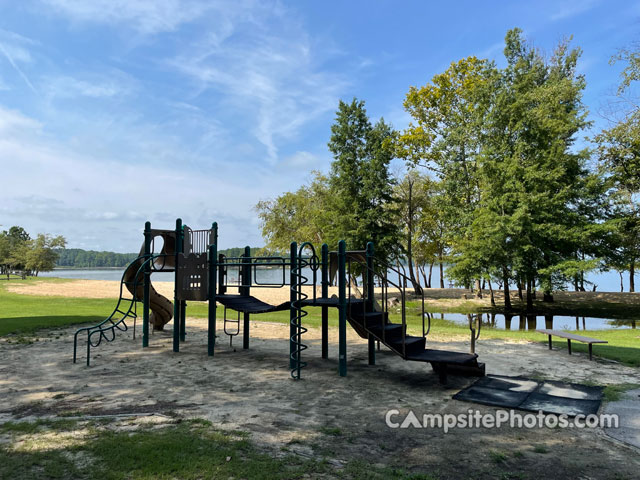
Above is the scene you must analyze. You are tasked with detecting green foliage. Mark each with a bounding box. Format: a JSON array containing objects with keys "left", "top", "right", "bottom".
[
  {"left": 327, "top": 98, "right": 399, "bottom": 260},
  {"left": 398, "top": 28, "right": 602, "bottom": 303},
  {"left": 255, "top": 172, "right": 333, "bottom": 252},
  {"left": 0, "top": 227, "right": 66, "bottom": 276},
  {"left": 55, "top": 248, "right": 139, "bottom": 268}
]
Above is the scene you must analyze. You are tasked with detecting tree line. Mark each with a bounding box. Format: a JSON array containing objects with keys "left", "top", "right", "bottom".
[
  {"left": 56, "top": 247, "right": 263, "bottom": 268},
  {"left": 55, "top": 249, "right": 140, "bottom": 268},
  {"left": 255, "top": 28, "right": 640, "bottom": 306}
]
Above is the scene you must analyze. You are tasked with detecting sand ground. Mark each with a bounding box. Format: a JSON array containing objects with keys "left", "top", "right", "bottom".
[{"left": 1, "top": 280, "right": 639, "bottom": 478}]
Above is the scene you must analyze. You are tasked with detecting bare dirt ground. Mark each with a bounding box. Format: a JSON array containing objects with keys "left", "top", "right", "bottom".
[{"left": 1, "top": 313, "right": 639, "bottom": 479}]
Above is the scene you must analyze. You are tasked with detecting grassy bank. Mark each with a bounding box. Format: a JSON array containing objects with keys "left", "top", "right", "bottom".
[{"left": 1, "top": 278, "right": 637, "bottom": 367}]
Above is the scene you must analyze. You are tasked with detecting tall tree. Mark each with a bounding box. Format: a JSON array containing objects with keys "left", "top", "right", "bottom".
[
  {"left": 398, "top": 29, "right": 597, "bottom": 308},
  {"left": 478, "top": 29, "right": 594, "bottom": 304},
  {"left": 397, "top": 56, "right": 497, "bottom": 294},
  {"left": 328, "top": 98, "right": 399, "bottom": 260}
]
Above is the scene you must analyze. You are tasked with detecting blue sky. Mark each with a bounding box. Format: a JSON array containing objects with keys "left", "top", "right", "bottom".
[{"left": 0, "top": 0, "right": 638, "bottom": 252}]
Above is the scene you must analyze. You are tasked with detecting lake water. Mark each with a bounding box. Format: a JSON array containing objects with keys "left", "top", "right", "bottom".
[
  {"left": 41, "top": 266, "right": 633, "bottom": 292},
  {"left": 429, "top": 312, "right": 636, "bottom": 331}
]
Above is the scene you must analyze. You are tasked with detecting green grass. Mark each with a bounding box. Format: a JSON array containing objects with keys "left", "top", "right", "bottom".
[
  {"left": 532, "top": 445, "right": 549, "bottom": 454},
  {"left": 1, "top": 277, "right": 638, "bottom": 367},
  {"left": 0, "top": 418, "right": 436, "bottom": 480},
  {"left": 489, "top": 450, "right": 508, "bottom": 464},
  {"left": 602, "top": 383, "right": 640, "bottom": 401},
  {"left": 0, "top": 277, "right": 115, "bottom": 336}
]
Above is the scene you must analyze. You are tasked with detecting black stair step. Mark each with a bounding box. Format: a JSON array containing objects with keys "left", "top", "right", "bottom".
[
  {"left": 387, "top": 335, "right": 426, "bottom": 356},
  {"left": 406, "top": 349, "right": 478, "bottom": 365},
  {"left": 361, "top": 312, "right": 388, "bottom": 326},
  {"left": 367, "top": 323, "right": 404, "bottom": 339}
]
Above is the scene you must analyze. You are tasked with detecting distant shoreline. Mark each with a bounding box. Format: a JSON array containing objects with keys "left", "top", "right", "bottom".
[{"left": 51, "top": 267, "right": 125, "bottom": 271}]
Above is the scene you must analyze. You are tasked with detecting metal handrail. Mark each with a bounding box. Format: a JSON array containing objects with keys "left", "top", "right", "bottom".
[
  {"left": 72, "top": 253, "right": 170, "bottom": 365},
  {"left": 468, "top": 313, "right": 482, "bottom": 354},
  {"left": 345, "top": 255, "right": 429, "bottom": 359}
]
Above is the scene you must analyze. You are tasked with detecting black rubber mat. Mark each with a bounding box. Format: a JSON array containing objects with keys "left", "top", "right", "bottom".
[{"left": 453, "top": 375, "right": 603, "bottom": 416}]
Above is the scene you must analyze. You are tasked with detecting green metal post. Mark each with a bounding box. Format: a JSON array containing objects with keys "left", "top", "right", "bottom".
[
  {"left": 366, "top": 241, "right": 375, "bottom": 366},
  {"left": 242, "top": 246, "right": 251, "bottom": 349},
  {"left": 142, "top": 221, "right": 151, "bottom": 348},
  {"left": 338, "top": 240, "right": 347, "bottom": 376},
  {"left": 218, "top": 253, "right": 226, "bottom": 294},
  {"left": 289, "top": 241, "right": 297, "bottom": 370},
  {"left": 173, "top": 218, "right": 182, "bottom": 353},
  {"left": 179, "top": 224, "right": 186, "bottom": 342},
  {"left": 321, "top": 243, "right": 329, "bottom": 359},
  {"left": 208, "top": 243, "right": 217, "bottom": 356},
  {"left": 212, "top": 222, "right": 218, "bottom": 247}
]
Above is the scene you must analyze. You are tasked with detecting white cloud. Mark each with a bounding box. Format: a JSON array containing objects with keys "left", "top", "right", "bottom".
[{"left": 40, "top": 0, "right": 211, "bottom": 35}]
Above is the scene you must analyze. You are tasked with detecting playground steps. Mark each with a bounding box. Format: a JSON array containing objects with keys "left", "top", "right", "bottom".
[{"left": 347, "top": 303, "right": 484, "bottom": 383}]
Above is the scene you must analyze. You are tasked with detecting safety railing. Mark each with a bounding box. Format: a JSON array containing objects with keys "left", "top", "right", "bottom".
[
  {"left": 184, "top": 227, "right": 214, "bottom": 255},
  {"left": 467, "top": 313, "right": 482, "bottom": 354},
  {"left": 345, "top": 255, "right": 429, "bottom": 359},
  {"left": 216, "top": 255, "right": 297, "bottom": 289}
]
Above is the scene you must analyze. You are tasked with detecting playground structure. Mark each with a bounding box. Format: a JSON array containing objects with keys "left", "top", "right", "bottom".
[{"left": 73, "top": 220, "right": 485, "bottom": 382}]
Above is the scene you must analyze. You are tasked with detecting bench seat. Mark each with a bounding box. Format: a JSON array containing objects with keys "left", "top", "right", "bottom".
[{"left": 536, "top": 329, "right": 607, "bottom": 360}]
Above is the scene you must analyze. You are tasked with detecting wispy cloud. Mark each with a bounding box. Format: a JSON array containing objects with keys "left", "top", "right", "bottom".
[
  {"left": 550, "top": 0, "right": 601, "bottom": 21},
  {"left": 168, "top": 5, "right": 349, "bottom": 162},
  {"left": 44, "top": 73, "right": 133, "bottom": 100},
  {"left": 39, "top": 0, "right": 209, "bottom": 35},
  {"left": 0, "top": 29, "right": 37, "bottom": 93}
]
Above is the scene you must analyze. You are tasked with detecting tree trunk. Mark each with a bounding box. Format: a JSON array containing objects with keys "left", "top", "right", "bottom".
[
  {"left": 439, "top": 255, "right": 444, "bottom": 289},
  {"left": 526, "top": 277, "right": 533, "bottom": 311},
  {"left": 396, "top": 259, "right": 408, "bottom": 290},
  {"left": 517, "top": 277, "right": 523, "bottom": 301},
  {"left": 475, "top": 279, "right": 482, "bottom": 298},
  {"left": 630, "top": 261, "right": 635, "bottom": 293},
  {"left": 428, "top": 260, "right": 434, "bottom": 288},
  {"left": 488, "top": 279, "right": 496, "bottom": 307},
  {"left": 502, "top": 267, "right": 512, "bottom": 310},
  {"left": 405, "top": 180, "right": 422, "bottom": 296},
  {"left": 619, "top": 271, "right": 624, "bottom": 292},
  {"left": 419, "top": 265, "right": 428, "bottom": 288}
]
